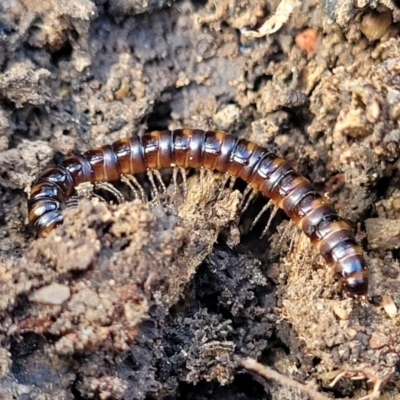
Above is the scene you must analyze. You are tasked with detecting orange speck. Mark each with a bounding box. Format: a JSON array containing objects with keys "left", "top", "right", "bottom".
[{"left": 295, "top": 28, "right": 318, "bottom": 56}]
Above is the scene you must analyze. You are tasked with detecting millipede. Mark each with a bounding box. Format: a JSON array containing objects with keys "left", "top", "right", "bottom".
[{"left": 27, "top": 128, "right": 369, "bottom": 298}]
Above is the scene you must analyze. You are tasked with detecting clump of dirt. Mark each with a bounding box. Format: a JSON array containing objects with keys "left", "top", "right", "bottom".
[
  {"left": 308, "top": 39, "right": 400, "bottom": 221},
  {"left": 281, "top": 237, "right": 400, "bottom": 398}
]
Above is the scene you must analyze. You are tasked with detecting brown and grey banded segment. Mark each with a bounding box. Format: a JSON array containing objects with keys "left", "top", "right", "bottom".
[{"left": 28, "top": 128, "right": 369, "bottom": 298}]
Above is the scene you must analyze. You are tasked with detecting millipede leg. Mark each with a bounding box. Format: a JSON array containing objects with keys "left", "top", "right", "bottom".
[
  {"left": 198, "top": 168, "right": 213, "bottom": 200},
  {"left": 172, "top": 167, "right": 179, "bottom": 201},
  {"left": 199, "top": 167, "right": 205, "bottom": 196},
  {"left": 217, "top": 172, "right": 236, "bottom": 200},
  {"left": 260, "top": 205, "right": 279, "bottom": 238},
  {"left": 121, "top": 174, "right": 147, "bottom": 202},
  {"left": 250, "top": 199, "right": 273, "bottom": 231},
  {"left": 240, "top": 183, "right": 252, "bottom": 208},
  {"left": 217, "top": 172, "right": 234, "bottom": 200},
  {"left": 278, "top": 219, "right": 294, "bottom": 246},
  {"left": 75, "top": 182, "right": 109, "bottom": 204},
  {"left": 171, "top": 167, "right": 188, "bottom": 203},
  {"left": 288, "top": 224, "right": 298, "bottom": 253},
  {"left": 121, "top": 177, "right": 140, "bottom": 200},
  {"left": 95, "top": 182, "right": 125, "bottom": 204},
  {"left": 220, "top": 172, "right": 231, "bottom": 190},
  {"left": 147, "top": 169, "right": 161, "bottom": 202},
  {"left": 228, "top": 175, "right": 236, "bottom": 191},
  {"left": 65, "top": 196, "right": 80, "bottom": 209},
  {"left": 75, "top": 182, "right": 95, "bottom": 198},
  {"left": 91, "top": 193, "right": 108, "bottom": 203},
  {"left": 153, "top": 169, "right": 167, "bottom": 201},
  {"left": 179, "top": 167, "right": 187, "bottom": 198},
  {"left": 205, "top": 168, "right": 213, "bottom": 199},
  {"left": 75, "top": 182, "right": 108, "bottom": 203},
  {"left": 240, "top": 184, "right": 257, "bottom": 213}
]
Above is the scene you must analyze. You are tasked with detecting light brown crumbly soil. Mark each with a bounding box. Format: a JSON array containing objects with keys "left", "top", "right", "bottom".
[{"left": 0, "top": 0, "right": 399, "bottom": 399}]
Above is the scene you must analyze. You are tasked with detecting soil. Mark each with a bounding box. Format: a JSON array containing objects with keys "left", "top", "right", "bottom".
[{"left": 0, "top": 0, "right": 399, "bottom": 399}]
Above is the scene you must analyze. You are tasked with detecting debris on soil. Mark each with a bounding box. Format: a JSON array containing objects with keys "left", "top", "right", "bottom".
[
  {"left": 239, "top": 357, "right": 331, "bottom": 400},
  {"left": 241, "top": 0, "right": 301, "bottom": 38},
  {"left": 323, "top": 0, "right": 400, "bottom": 26},
  {"left": 365, "top": 218, "right": 400, "bottom": 250},
  {"left": 0, "top": 62, "right": 50, "bottom": 108}
]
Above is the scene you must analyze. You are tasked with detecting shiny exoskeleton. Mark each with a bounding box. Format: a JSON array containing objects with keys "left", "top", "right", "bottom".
[{"left": 28, "top": 129, "right": 369, "bottom": 298}]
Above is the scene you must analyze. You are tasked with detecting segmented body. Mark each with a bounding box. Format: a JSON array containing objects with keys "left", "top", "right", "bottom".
[{"left": 28, "top": 129, "right": 369, "bottom": 298}]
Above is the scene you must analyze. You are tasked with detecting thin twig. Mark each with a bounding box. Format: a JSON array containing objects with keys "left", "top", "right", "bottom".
[{"left": 239, "top": 357, "right": 332, "bottom": 400}]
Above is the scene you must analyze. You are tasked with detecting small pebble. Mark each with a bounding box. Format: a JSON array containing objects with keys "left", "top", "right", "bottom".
[
  {"left": 295, "top": 28, "right": 318, "bottom": 56},
  {"left": 29, "top": 282, "right": 71, "bottom": 305},
  {"left": 361, "top": 11, "right": 392, "bottom": 41},
  {"left": 381, "top": 295, "right": 397, "bottom": 319}
]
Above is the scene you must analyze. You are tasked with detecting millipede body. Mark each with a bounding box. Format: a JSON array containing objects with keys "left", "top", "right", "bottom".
[{"left": 28, "top": 129, "right": 369, "bottom": 298}]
